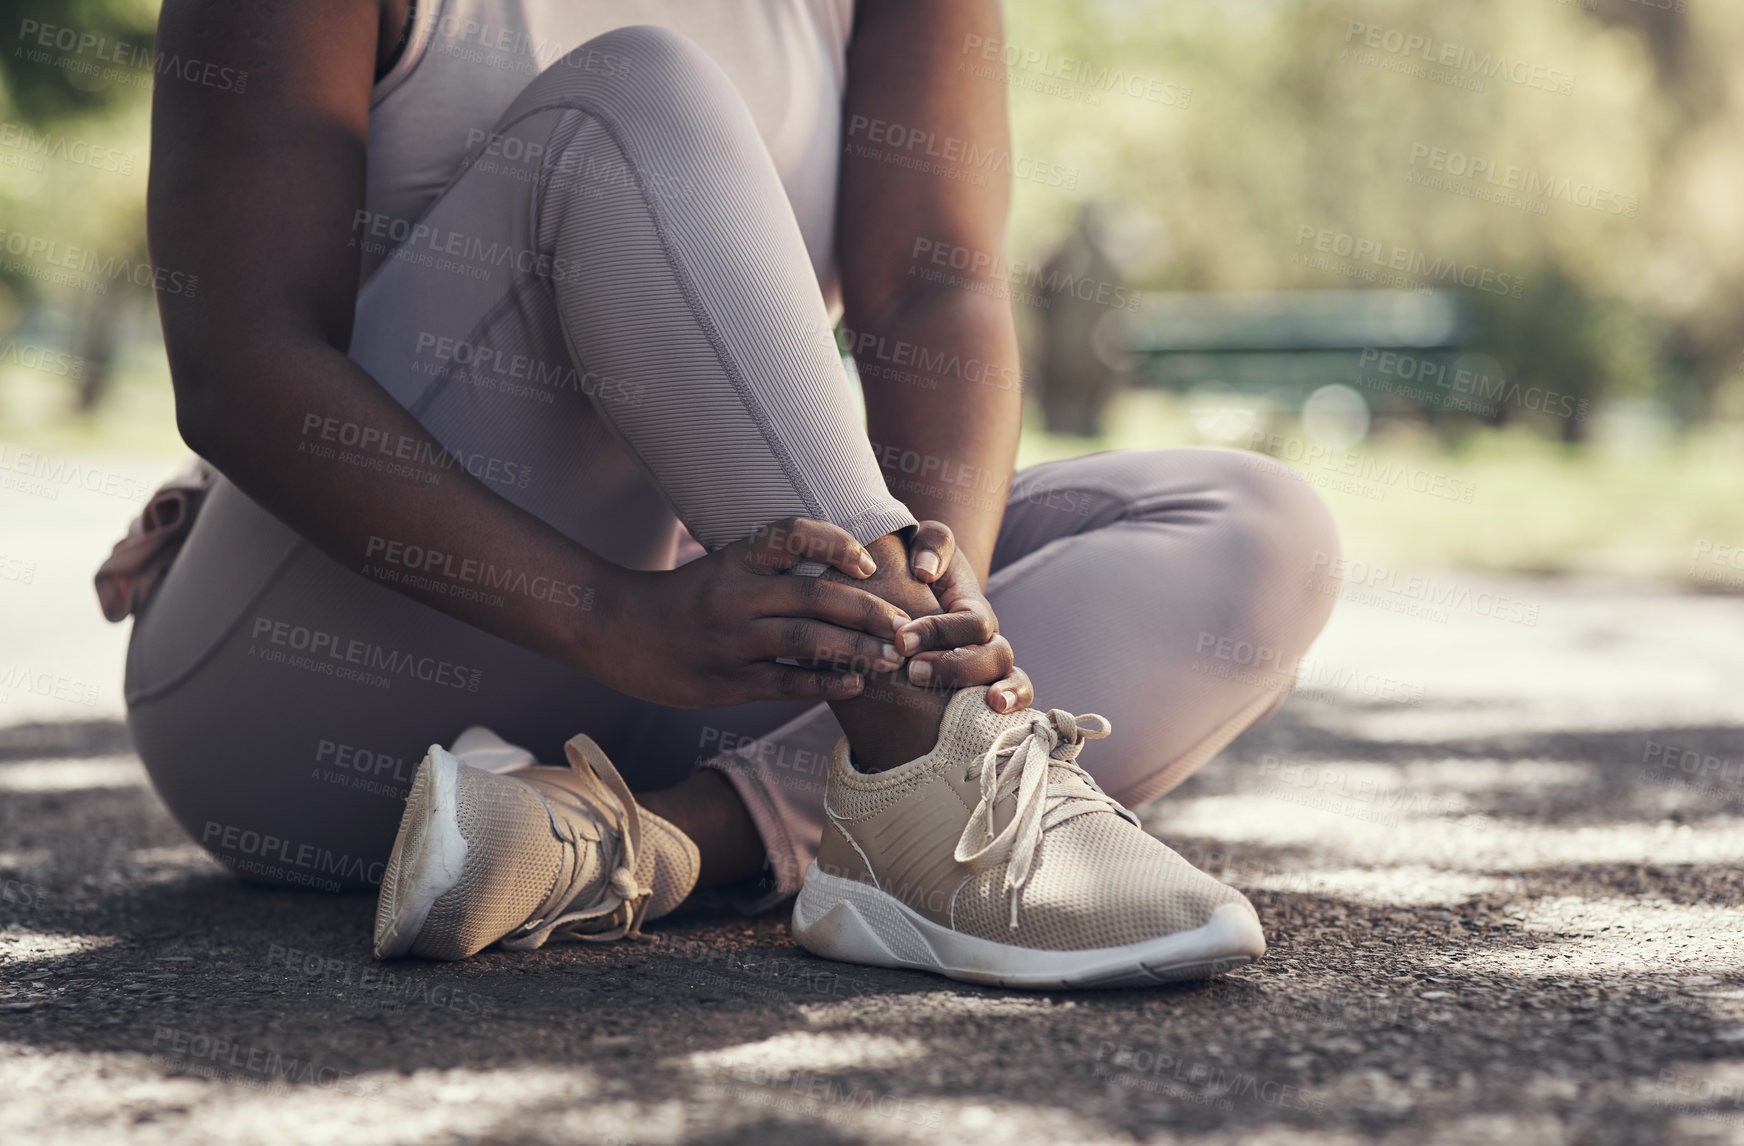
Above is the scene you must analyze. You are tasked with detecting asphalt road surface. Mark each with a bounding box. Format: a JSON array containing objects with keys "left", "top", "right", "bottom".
[{"left": 3, "top": 566, "right": 1743, "bottom": 1145}]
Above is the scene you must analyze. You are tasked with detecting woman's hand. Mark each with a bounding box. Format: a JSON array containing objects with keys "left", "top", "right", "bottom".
[
  {"left": 899, "top": 520, "right": 1033, "bottom": 714},
  {"left": 598, "top": 518, "right": 914, "bottom": 709}
]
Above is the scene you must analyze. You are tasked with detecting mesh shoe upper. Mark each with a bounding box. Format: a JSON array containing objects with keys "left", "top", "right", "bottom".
[
  {"left": 413, "top": 762, "right": 591, "bottom": 960},
  {"left": 406, "top": 732, "right": 698, "bottom": 960},
  {"left": 635, "top": 812, "right": 702, "bottom": 923},
  {"left": 819, "top": 687, "right": 1258, "bottom": 952},
  {"left": 949, "top": 810, "right": 1250, "bottom": 950}
]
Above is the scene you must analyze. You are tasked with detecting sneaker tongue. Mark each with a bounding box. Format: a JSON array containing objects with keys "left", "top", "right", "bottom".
[{"left": 924, "top": 689, "right": 1113, "bottom": 814}]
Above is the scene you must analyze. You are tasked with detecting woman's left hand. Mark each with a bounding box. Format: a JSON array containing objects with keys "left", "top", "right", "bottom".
[{"left": 896, "top": 520, "right": 1034, "bottom": 714}]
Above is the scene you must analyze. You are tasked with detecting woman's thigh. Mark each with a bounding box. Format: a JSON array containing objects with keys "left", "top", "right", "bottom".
[{"left": 127, "top": 532, "right": 816, "bottom": 891}]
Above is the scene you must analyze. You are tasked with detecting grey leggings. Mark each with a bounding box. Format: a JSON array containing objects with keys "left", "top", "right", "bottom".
[{"left": 124, "top": 26, "right": 1339, "bottom": 901}]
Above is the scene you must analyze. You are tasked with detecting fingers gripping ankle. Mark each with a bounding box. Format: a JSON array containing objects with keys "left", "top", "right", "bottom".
[{"left": 818, "top": 532, "right": 941, "bottom": 622}]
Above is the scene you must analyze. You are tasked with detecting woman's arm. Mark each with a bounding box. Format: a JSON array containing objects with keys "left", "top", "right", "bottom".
[
  {"left": 150, "top": 1, "right": 609, "bottom": 667},
  {"left": 837, "top": 0, "right": 1025, "bottom": 587},
  {"left": 147, "top": 0, "right": 902, "bottom": 707}
]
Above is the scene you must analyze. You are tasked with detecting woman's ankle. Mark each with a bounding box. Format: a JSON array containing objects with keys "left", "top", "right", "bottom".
[{"left": 822, "top": 531, "right": 950, "bottom": 771}]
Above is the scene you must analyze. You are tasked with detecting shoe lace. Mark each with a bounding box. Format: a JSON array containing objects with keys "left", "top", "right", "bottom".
[
  {"left": 498, "top": 734, "right": 654, "bottom": 950},
  {"left": 952, "top": 708, "right": 1136, "bottom": 930}
]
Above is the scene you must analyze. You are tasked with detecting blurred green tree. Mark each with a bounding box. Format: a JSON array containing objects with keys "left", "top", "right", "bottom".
[
  {"left": 0, "top": 0, "right": 157, "bottom": 410},
  {"left": 1000, "top": 0, "right": 1741, "bottom": 435},
  {"left": 0, "top": 0, "right": 156, "bottom": 123}
]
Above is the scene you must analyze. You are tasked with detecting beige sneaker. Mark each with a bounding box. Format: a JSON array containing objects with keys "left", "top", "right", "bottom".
[
  {"left": 373, "top": 730, "right": 699, "bottom": 960},
  {"left": 792, "top": 688, "right": 1265, "bottom": 988}
]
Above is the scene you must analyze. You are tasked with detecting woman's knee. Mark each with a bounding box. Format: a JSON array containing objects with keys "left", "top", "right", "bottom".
[
  {"left": 1108, "top": 447, "right": 1340, "bottom": 658},
  {"left": 1202, "top": 448, "right": 1340, "bottom": 582},
  {"left": 529, "top": 25, "right": 730, "bottom": 130},
  {"left": 1080, "top": 447, "right": 1340, "bottom": 578},
  {"left": 1200, "top": 449, "right": 1341, "bottom": 660},
  {"left": 558, "top": 23, "right": 711, "bottom": 79},
  {"left": 510, "top": 25, "right": 751, "bottom": 214}
]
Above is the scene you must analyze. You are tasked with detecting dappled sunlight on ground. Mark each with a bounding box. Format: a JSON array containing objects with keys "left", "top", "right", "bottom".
[{"left": 2, "top": 579, "right": 1742, "bottom": 1144}]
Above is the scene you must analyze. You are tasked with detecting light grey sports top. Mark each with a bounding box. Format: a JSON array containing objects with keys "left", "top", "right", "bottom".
[{"left": 368, "top": 0, "right": 855, "bottom": 311}]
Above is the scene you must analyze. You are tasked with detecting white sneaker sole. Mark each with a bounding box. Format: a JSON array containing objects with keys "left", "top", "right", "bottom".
[
  {"left": 372, "top": 746, "right": 470, "bottom": 959},
  {"left": 791, "top": 864, "right": 1265, "bottom": 990}
]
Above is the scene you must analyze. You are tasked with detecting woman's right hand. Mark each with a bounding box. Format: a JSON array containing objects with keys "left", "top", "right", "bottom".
[{"left": 592, "top": 518, "right": 913, "bottom": 709}]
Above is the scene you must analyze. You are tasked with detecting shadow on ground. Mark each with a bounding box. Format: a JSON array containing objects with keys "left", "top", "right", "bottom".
[{"left": 4, "top": 583, "right": 1744, "bottom": 1145}]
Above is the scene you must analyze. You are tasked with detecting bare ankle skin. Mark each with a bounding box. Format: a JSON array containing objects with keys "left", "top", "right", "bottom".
[
  {"left": 819, "top": 531, "right": 951, "bottom": 772},
  {"left": 640, "top": 534, "right": 952, "bottom": 891}
]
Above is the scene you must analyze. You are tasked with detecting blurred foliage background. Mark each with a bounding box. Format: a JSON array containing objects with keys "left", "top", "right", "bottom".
[{"left": 0, "top": 0, "right": 1739, "bottom": 583}]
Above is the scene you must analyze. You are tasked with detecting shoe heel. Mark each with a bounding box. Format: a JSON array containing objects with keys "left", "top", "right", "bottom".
[
  {"left": 373, "top": 745, "right": 469, "bottom": 959},
  {"left": 792, "top": 865, "right": 929, "bottom": 970}
]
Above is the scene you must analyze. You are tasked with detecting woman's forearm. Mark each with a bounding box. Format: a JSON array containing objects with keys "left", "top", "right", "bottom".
[
  {"left": 176, "top": 332, "right": 625, "bottom": 676},
  {"left": 856, "top": 286, "right": 1023, "bottom": 585},
  {"left": 831, "top": 0, "right": 1021, "bottom": 586}
]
